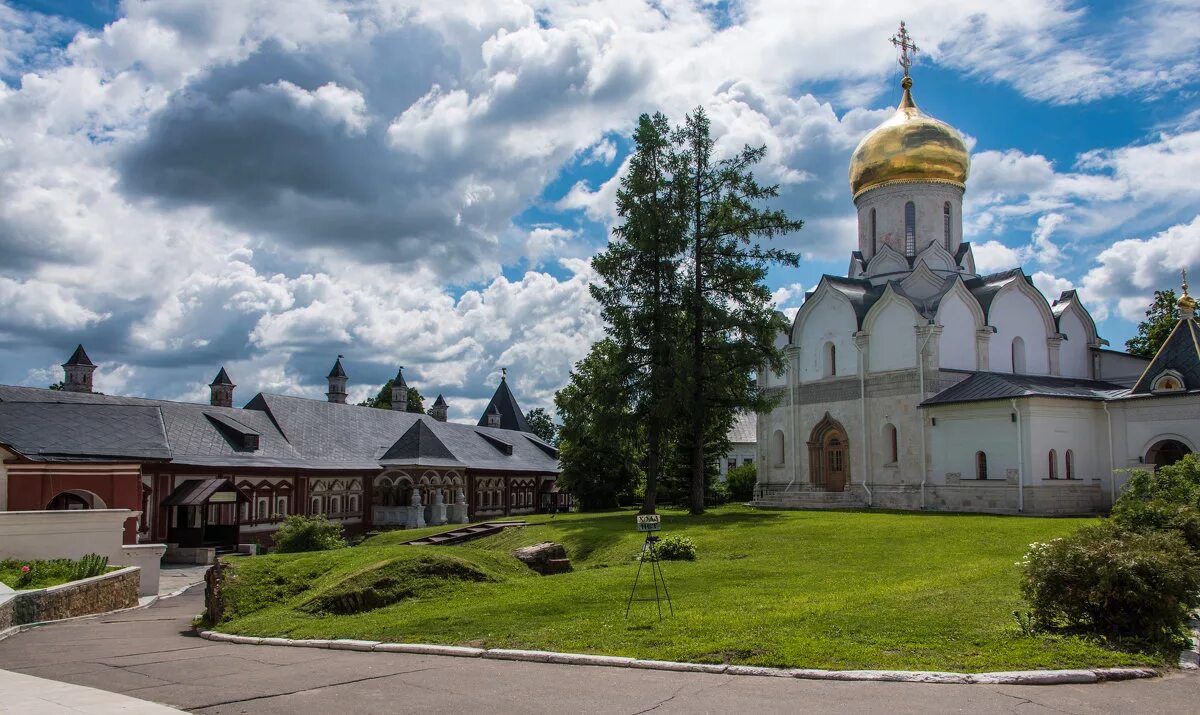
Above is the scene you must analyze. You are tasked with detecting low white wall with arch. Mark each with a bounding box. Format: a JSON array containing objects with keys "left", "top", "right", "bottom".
[{"left": 989, "top": 287, "right": 1050, "bottom": 374}]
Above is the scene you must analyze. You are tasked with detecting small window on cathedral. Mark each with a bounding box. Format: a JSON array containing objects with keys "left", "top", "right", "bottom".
[
  {"left": 823, "top": 342, "right": 837, "bottom": 377},
  {"left": 1011, "top": 336, "right": 1026, "bottom": 374},
  {"left": 976, "top": 451, "right": 988, "bottom": 480},
  {"left": 884, "top": 423, "right": 898, "bottom": 464},
  {"left": 870, "top": 208, "right": 877, "bottom": 255},
  {"left": 1048, "top": 449, "right": 1058, "bottom": 479},
  {"left": 772, "top": 430, "right": 786, "bottom": 466},
  {"left": 1065, "top": 450, "right": 1074, "bottom": 480},
  {"left": 943, "top": 202, "right": 952, "bottom": 251},
  {"left": 904, "top": 201, "right": 916, "bottom": 256}
]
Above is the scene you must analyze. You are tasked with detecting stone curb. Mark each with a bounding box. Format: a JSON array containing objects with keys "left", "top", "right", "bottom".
[{"left": 195, "top": 631, "right": 1162, "bottom": 685}]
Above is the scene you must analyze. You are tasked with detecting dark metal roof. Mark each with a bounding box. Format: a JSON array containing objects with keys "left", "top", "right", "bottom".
[
  {"left": 963, "top": 268, "right": 1027, "bottom": 319},
  {"left": 0, "top": 383, "right": 558, "bottom": 474},
  {"left": 63, "top": 344, "right": 94, "bottom": 367},
  {"left": 476, "top": 378, "right": 531, "bottom": 432},
  {"left": 161, "top": 478, "right": 248, "bottom": 506},
  {"left": 922, "top": 371, "right": 1128, "bottom": 407},
  {"left": 1130, "top": 317, "right": 1200, "bottom": 395},
  {"left": 327, "top": 357, "right": 347, "bottom": 379},
  {"left": 393, "top": 366, "right": 407, "bottom": 387},
  {"left": 433, "top": 394, "right": 447, "bottom": 407},
  {"left": 0, "top": 402, "right": 171, "bottom": 460},
  {"left": 380, "top": 420, "right": 462, "bottom": 466},
  {"left": 210, "top": 367, "right": 234, "bottom": 386}
]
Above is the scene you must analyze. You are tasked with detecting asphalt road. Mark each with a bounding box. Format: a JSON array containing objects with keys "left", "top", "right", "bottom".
[{"left": 0, "top": 587, "right": 1195, "bottom": 714}]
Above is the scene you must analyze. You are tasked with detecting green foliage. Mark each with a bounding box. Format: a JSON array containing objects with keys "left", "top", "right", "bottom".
[
  {"left": 726, "top": 464, "right": 757, "bottom": 502},
  {"left": 216, "top": 507, "right": 1159, "bottom": 671},
  {"left": 555, "top": 339, "right": 644, "bottom": 510},
  {"left": 1020, "top": 522, "right": 1200, "bottom": 644},
  {"left": 47, "top": 380, "right": 64, "bottom": 391},
  {"left": 358, "top": 379, "right": 425, "bottom": 413},
  {"left": 705, "top": 479, "right": 730, "bottom": 506},
  {"left": 651, "top": 534, "right": 697, "bottom": 561},
  {"left": 272, "top": 514, "right": 348, "bottom": 553},
  {"left": 70, "top": 553, "right": 109, "bottom": 581},
  {"left": 0, "top": 555, "right": 113, "bottom": 590},
  {"left": 302, "top": 555, "right": 494, "bottom": 615},
  {"left": 1125, "top": 289, "right": 1179, "bottom": 358},
  {"left": 1110, "top": 454, "right": 1200, "bottom": 551},
  {"left": 523, "top": 407, "right": 558, "bottom": 445}
]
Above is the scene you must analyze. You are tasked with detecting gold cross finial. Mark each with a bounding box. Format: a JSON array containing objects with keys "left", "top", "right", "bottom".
[
  {"left": 890, "top": 21, "right": 920, "bottom": 80},
  {"left": 1183, "top": 268, "right": 1190, "bottom": 297}
]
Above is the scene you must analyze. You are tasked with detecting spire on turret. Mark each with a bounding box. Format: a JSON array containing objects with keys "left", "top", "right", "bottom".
[
  {"left": 430, "top": 394, "right": 449, "bottom": 422},
  {"left": 391, "top": 365, "right": 409, "bottom": 412},
  {"left": 1180, "top": 268, "right": 1196, "bottom": 319},
  {"left": 209, "top": 367, "right": 235, "bottom": 408},
  {"left": 326, "top": 355, "right": 348, "bottom": 404},
  {"left": 62, "top": 344, "right": 97, "bottom": 393}
]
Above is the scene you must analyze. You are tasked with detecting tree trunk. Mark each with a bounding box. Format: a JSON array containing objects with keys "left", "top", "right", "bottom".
[{"left": 689, "top": 165, "right": 706, "bottom": 515}]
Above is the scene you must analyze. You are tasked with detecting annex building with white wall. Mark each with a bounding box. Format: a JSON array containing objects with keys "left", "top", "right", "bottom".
[{"left": 752, "top": 65, "right": 1200, "bottom": 516}]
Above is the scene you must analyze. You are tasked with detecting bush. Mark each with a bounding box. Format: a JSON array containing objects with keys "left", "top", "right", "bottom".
[
  {"left": 1111, "top": 454, "right": 1200, "bottom": 551},
  {"left": 727, "top": 464, "right": 757, "bottom": 502},
  {"left": 651, "top": 534, "right": 697, "bottom": 561},
  {"left": 1020, "top": 522, "right": 1200, "bottom": 644},
  {"left": 706, "top": 479, "right": 730, "bottom": 506},
  {"left": 70, "top": 553, "right": 109, "bottom": 581},
  {"left": 272, "top": 515, "right": 347, "bottom": 553}
]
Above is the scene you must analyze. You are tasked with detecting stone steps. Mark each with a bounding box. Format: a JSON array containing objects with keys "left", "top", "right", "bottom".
[
  {"left": 750, "top": 490, "right": 866, "bottom": 510},
  {"left": 402, "top": 521, "right": 526, "bottom": 546}
]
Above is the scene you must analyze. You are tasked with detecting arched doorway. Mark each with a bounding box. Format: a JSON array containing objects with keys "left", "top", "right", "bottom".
[
  {"left": 1146, "top": 439, "right": 1191, "bottom": 469},
  {"left": 45, "top": 490, "right": 106, "bottom": 510},
  {"left": 808, "top": 413, "right": 850, "bottom": 492}
]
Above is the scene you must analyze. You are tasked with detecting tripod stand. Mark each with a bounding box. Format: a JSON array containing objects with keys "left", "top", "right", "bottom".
[{"left": 625, "top": 534, "right": 673, "bottom": 620}]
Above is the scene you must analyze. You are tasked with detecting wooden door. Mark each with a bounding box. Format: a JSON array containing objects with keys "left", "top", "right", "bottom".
[{"left": 824, "top": 434, "right": 847, "bottom": 492}]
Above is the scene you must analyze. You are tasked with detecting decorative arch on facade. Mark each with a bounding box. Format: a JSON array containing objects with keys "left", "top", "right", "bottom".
[
  {"left": 1143, "top": 435, "right": 1194, "bottom": 470},
  {"left": 1011, "top": 336, "right": 1027, "bottom": 373},
  {"left": 864, "top": 243, "right": 909, "bottom": 283},
  {"left": 790, "top": 278, "right": 860, "bottom": 341},
  {"left": 1150, "top": 369, "right": 1187, "bottom": 393},
  {"left": 45, "top": 489, "right": 107, "bottom": 510},
  {"left": 988, "top": 275, "right": 1058, "bottom": 339},
  {"left": 912, "top": 240, "right": 957, "bottom": 275},
  {"left": 883, "top": 422, "right": 898, "bottom": 464},
  {"left": 771, "top": 429, "right": 786, "bottom": 465},
  {"left": 807, "top": 413, "right": 850, "bottom": 492},
  {"left": 934, "top": 277, "right": 987, "bottom": 329},
  {"left": 1051, "top": 291, "right": 1101, "bottom": 346}
]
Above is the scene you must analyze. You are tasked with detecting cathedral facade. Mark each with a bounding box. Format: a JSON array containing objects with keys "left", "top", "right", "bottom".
[{"left": 753, "top": 69, "right": 1200, "bottom": 515}]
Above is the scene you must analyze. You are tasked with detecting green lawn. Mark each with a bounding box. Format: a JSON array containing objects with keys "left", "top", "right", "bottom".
[
  {"left": 214, "top": 506, "right": 1165, "bottom": 672},
  {"left": 0, "top": 559, "right": 114, "bottom": 590}
]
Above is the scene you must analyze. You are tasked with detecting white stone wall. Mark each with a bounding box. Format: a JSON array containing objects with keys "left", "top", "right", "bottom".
[
  {"left": 866, "top": 299, "right": 919, "bottom": 373},
  {"left": 1096, "top": 349, "right": 1151, "bottom": 385},
  {"left": 928, "top": 403, "right": 1019, "bottom": 485},
  {"left": 718, "top": 443, "right": 757, "bottom": 479},
  {"left": 1056, "top": 310, "right": 1092, "bottom": 379},
  {"left": 793, "top": 288, "right": 857, "bottom": 382},
  {"left": 988, "top": 285, "right": 1052, "bottom": 374},
  {"left": 855, "top": 182, "right": 964, "bottom": 261},
  {"left": 936, "top": 292, "right": 978, "bottom": 371}
]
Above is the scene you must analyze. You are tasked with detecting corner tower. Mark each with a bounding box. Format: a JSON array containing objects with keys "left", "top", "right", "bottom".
[{"left": 848, "top": 22, "right": 973, "bottom": 282}]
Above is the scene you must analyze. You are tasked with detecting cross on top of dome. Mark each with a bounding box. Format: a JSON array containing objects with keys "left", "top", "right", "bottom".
[{"left": 890, "top": 21, "right": 920, "bottom": 81}]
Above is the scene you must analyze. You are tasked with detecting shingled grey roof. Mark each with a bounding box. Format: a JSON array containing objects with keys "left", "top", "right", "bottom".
[
  {"left": 0, "top": 383, "right": 559, "bottom": 474},
  {"left": 0, "top": 402, "right": 171, "bottom": 461},
  {"left": 922, "top": 372, "right": 1128, "bottom": 407},
  {"left": 727, "top": 413, "right": 756, "bottom": 444},
  {"left": 64, "top": 344, "right": 94, "bottom": 367},
  {"left": 1129, "top": 317, "right": 1200, "bottom": 395},
  {"left": 476, "top": 378, "right": 531, "bottom": 432}
]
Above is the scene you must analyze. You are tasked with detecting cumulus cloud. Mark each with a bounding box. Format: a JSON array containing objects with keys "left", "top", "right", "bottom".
[{"left": 1080, "top": 214, "right": 1200, "bottom": 322}]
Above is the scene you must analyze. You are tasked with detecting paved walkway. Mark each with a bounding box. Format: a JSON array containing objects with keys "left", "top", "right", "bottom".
[
  {"left": 0, "top": 668, "right": 183, "bottom": 713},
  {"left": 0, "top": 586, "right": 1197, "bottom": 714}
]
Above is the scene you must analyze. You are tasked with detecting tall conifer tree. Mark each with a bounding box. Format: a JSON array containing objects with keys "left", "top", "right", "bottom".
[
  {"left": 590, "top": 113, "right": 687, "bottom": 514},
  {"left": 675, "top": 107, "right": 802, "bottom": 515}
]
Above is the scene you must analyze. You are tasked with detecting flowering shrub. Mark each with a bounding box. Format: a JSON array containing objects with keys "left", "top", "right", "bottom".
[
  {"left": 16, "top": 564, "right": 32, "bottom": 588},
  {"left": 651, "top": 534, "right": 697, "bottom": 561},
  {"left": 1020, "top": 522, "right": 1200, "bottom": 644}
]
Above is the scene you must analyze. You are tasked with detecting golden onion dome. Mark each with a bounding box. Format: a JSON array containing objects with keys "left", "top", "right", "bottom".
[
  {"left": 1180, "top": 270, "right": 1197, "bottom": 311},
  {"left": 848, "top": 77, "right": 970, "bottom": 199}
]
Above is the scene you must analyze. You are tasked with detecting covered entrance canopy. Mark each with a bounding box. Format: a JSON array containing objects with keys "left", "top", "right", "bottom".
[{"left": 161, "top": 478, "right": 247, "bottom": 549}]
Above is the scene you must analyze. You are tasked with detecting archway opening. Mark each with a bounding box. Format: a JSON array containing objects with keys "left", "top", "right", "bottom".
[
  {"left": 1146, "top": 439, "right": 1191, "bottom": 470},
  {"left": 45, "top": 490, "right": 106, "bottom": 510},
  {"left": 808, "top": 414, "right": 850, "bottom": 492}
]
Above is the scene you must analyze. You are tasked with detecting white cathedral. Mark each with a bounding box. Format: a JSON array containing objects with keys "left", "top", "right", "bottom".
[{"left": 753, "top": 38, "right": 1200, "bottom": 515}]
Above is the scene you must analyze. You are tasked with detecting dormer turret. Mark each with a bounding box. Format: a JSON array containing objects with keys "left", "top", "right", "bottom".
[
  {"left": 391, "top": 366, "right": 408, "bottom": 412},
  {"left": 209, "top": 367, "right": 235, "bottom": 408},
  {"left": 62, "top": 344, "right": 96, "bottom": 393},
  {"left": 431, "top": 394, "right": 448, "bottom": 422},
  {"left": 326, "top": 355, "right": 348, "bottom": 404}
]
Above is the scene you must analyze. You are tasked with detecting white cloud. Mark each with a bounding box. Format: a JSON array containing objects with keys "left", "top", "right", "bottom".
[
  {"left": 1080, "top": 214, "right": 1200, "bottom": 322},
  {"left": 1031, "top": 271, "right": 1073, "bottom": 303},
  {"left": 972, "top": 240, "right": 1022, "bottom": 275}
]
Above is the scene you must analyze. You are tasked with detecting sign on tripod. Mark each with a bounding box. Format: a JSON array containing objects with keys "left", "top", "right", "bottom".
[
  {"left": 636, "top": 514, "right": 661, "bottom": 532},
  {"left": 625, "top": 514, "right": 673, "bottom": 620}
]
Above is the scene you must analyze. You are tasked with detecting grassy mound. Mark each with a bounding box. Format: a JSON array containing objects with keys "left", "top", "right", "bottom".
[
  {"left": 301, "top": 555, "right": 495, "bottom": 615},
  {"left": 215, "top": 506, "right": 1168, "bottom": 671}
]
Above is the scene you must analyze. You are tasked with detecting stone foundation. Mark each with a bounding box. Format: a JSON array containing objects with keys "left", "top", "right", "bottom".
[
  {"left": 755, "top": 482, "right": 1105, "bottom": 515},
  {"left": 9, "top": 566, "right": 139, "bottom": 625}
]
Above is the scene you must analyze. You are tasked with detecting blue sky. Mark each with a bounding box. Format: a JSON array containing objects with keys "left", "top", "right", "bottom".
[{"left": 0, "top": 1, "right": 1198, "bottom": 420}]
